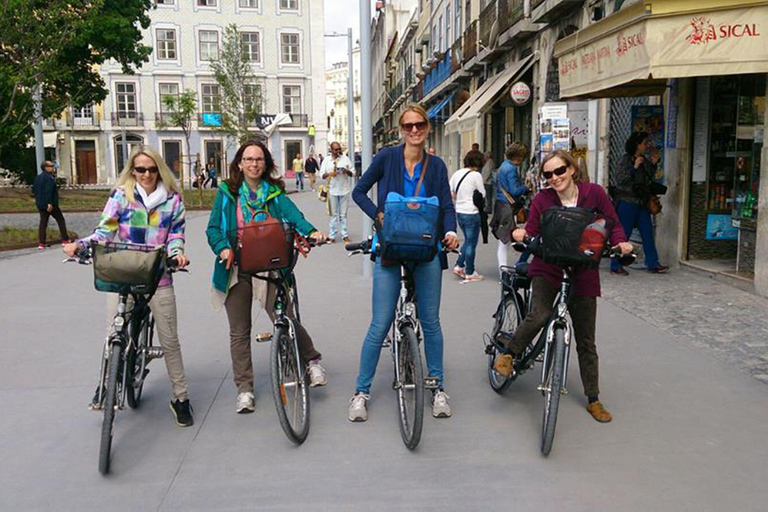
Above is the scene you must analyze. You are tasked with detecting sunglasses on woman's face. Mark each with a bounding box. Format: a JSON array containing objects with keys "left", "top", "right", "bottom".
[
  {"left": 134, "top": 166, "right": 159, "bottom": 174},
  {"left": 401, "top": 121, "right": 428, "bottom": 132},
  {"left": 542, "top": 165, "right": 568, "bottom": 180}
]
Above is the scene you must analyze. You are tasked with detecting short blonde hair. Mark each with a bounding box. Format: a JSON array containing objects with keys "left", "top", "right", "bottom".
[{"left": 116, "top": 145, "right": 182, "bottom": 204}]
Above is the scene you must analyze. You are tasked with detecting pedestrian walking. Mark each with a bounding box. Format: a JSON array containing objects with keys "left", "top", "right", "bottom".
[
  {"left": 348, "top": 104, "right": 459, "bottom": 422},
  {"left": 33, "top": 160, "right": 70, "bottom": 250},
  {"left": 490, "top": 142, "right": 529, "bottom": 271},
  {"left": 204, "top": 158, "right": 218, "bottom": 189},
  {"left": 450, "top": 150, "right": 486, "bottom": 283},
  {"left": 320, "top": 142, "right": 354, "bottom": 243},
  {"left": 205, "top": 140, "right": 328, "bottom": 414},
  {"left": 481, "top": 151, "right": 496, "bottom": 214},
  {"left": 493, "top": 149, "right": 633, "bottom": 423},
  {"left": 609, "top": 131, "right": 668, "bottom": 275},
  {"left": 305, "top": 152, "right": 319, "bottom": 191},
  {"left": 63, "top": 145, "right": 194, "bottom": 427},
  {"left": 292, "top": 152, "right": 305, "bottom": 191}
]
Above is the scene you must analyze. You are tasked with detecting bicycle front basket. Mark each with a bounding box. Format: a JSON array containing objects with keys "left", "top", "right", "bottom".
[
  {"left": 92, "top": 241, "right": 166, "bottom": 294},
  {"left": 538, "top": 207, "right": 601, "bottom": 268}
]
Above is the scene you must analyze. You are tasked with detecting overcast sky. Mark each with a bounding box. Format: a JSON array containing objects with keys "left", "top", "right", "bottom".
[{"left": 324, "top": 1, "right": 374, "bottom": 66}]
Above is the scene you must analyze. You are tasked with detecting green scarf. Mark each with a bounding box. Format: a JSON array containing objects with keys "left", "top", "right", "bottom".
[{"left": 239, "top": 180, "right": 270, "bottom": 224}]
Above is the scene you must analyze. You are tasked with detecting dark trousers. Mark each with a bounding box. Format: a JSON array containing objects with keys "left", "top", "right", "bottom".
[
  {"left": 484, "top": 184, "right": 494, "bottom": 213},
  {"left": 611, "top": 200, "right": 660, "bottom": 271},
  {"left": 506, "top": 276, "right": 600, "bottom": 397},
  {"left": 38, "top": 206, "right": 69, "bottom": 245}
]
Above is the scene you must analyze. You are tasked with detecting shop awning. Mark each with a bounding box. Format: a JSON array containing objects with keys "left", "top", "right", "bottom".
[
  {"left": 427, "top": 93, "right": 455, "bottom": 121},
  {"left": 553, "top": 1, "right": 768, "bottom": 99},
  {"left": 445, "top": 54, "right": 535, "bottom": 134}
]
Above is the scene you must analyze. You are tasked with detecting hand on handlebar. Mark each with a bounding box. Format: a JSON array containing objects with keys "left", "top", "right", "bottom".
[
  {"left": 309, "top": 231, "right": 327, "bottom": 245},
  {"left": 512, "top": 228, "right": 527, "bottom": 244},
  {"left": 443, "top": 233, "right": 459, "bottom": 251},
  {"left": 171, "top": 253, "right": 189, "bottom": 268},
  {"left": 612, "top": 242, "right": 634, "bottom": 256},
  {"left": 63, "top": 242, "right": 79, "bottom": 258}
]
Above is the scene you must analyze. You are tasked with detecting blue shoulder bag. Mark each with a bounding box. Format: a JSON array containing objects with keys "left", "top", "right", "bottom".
[{"left": 380, "top": 155, "right": 440, "bottom": 261}]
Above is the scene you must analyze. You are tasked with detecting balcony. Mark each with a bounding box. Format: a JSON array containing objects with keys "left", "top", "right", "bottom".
[
  {"left": 532, "top": 0, "right": 584, "bottom": 24},
  {"left": 498, "top": 0, "right": 525, "bottom": 35},
  {"left": 450, "top": 37, "right": 463, "bottom": 74},
  {"left": 423, "top": 52, "right": 452, "bottom": 97},
  {"left": 463, "top": 20, "right": 478, "bottom": 63},
  {"left": 68, "top": 111, "right": 100, "bottom": 128},
  {"left": 285, "top": 114, "right": 308, "bottom": 127},
  {"left": 154, "top": 112, "right": 179, "bottom": 126},
  {"left": 478, "top": 0, "right": 497, "bottom": 50},
  {"left": 111, "top": 112, "right": 145, "bottom": 127}
]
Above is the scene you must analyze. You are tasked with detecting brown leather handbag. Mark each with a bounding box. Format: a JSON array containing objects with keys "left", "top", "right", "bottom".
[
  {"left": 647, "top": 196, "right": 662, "bottom": 215},
  {"left": 238, "top": 209, "right": 294, "bottom": 273}
]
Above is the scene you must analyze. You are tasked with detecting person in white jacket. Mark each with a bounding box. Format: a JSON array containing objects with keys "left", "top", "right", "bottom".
[{"left": 449, "top": 150, "right": 486, "bottom": 282}]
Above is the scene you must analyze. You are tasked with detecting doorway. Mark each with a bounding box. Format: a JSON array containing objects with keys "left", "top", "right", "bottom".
[
  {"left": 204, "top": 140, "right": 223, "bottom": 179},
  {"left": 75, "top": 140, "right": 97, "bottom": 184},
  {"left": 162, "top": 140, "right": 182, "bottom": 178},
  {"left": 284, "top": 140, "right": 302, "bottom": 178}
]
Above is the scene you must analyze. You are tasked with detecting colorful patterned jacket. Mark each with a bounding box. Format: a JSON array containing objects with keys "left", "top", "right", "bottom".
[{"left": 77, "top": 186, "right": 186, "bottom": 287}]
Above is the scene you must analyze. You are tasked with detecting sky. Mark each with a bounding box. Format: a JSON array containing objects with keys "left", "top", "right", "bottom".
[{"left": 324, "top": 0, "right": 374, "bottom": 66}]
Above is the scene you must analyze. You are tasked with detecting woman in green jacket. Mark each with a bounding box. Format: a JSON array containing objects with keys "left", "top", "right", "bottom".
[{"left": 206, "top": 140, "right": 327, "bottom": 414}]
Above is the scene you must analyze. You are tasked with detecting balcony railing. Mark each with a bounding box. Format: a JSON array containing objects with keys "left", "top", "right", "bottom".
[
  {"left": 68, "top": 111, "right": 100, "bottom": 127},
  {"left": 450, "top": 36, "right": 463, "bottom": 74},
  {"left": 405, "top": 65, "right": 414, "bottom": 88},
  {"left": 532, "top": 0, "right": 583, "bottom": 23},
  {"left": 154, "top": 112, "right": 179, "bottom": 126},
  {"left": 423, "top": 52, "right": 452, "bottom": 97},
  {"left": 498, "top": 0, "right": 525, "bottom": 35},
  {"left": 111, "top": 112, "right": 145, "bottom": 126},
  {"left": 285, "top": 113, "right": 308, "bottom": 127},
  {"left": 478, "top": 0, "right": 497, "bottom": 49},
  {"left": 463, "top": 20, "right": 478, "bottom": 63}
]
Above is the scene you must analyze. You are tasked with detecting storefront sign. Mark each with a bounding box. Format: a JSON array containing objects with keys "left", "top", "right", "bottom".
[
  {"left": 707, "top": 214, "right": 738, "bottom": 240},
  {"left": 540, "top": 104, "right": 568, "bottom": 121},
  {"left": 509, "top": 82, "right": 531, "bottom": 105}
]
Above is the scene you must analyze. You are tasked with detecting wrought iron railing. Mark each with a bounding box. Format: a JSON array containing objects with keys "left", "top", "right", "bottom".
[
  {"left": 111, "top": 112, "right": 145, "bottom": 126},
  {"left": 478, "top": 0, "right": 497, "bottom": 49},
  {"left": 463, "top": 20, "right": 478, "bottom": 63}
]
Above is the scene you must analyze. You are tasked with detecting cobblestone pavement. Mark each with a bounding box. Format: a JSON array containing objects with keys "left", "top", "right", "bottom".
[{"left": 601, "top": 265, "right": 768, "bottom": 385}]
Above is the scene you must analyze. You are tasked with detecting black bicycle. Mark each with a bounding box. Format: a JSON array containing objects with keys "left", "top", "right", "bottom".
[
  {"left": 65, "top": 241, "right": 185, "bottom": 474},
  {"left": 249, "top": 235, "right": 323, "bottom": 445},
  {"left": 346, "top": 238, "right": 446, "bottom": 450},
  {"left": 485, "top": 237, "right": 635, "bottom": 455}
]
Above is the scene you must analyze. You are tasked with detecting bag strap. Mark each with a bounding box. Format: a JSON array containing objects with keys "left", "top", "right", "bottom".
[
  {"left": 413, "top": 153, "right": 430, "bottom": 197},
  {"left": 500, "top": 185, "right": 516, "bottom": 207}
]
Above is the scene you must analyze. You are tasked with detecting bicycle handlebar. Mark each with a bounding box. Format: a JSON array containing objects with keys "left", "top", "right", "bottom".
[
  {"left": 345, "top": 238, "right": 458, "bottom": 256},
  {"left": 512, "top": 236, "right": 637, "bottom": 265},
  {"left": 63, "top": 246, "right": 190, "bottom": 272}
]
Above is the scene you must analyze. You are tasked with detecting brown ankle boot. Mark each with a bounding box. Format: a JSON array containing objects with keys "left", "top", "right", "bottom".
[{"left": 587, "top": 401, "right": 613, "bottom": 423}]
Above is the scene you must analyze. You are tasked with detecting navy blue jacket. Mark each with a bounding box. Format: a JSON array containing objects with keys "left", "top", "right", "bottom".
[{"left": 33, "top": 172, "right": 58, "bottom": 211}]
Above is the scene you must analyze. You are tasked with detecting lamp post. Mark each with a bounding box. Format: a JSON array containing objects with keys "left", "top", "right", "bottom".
[{"left": 360, "top": 0, "right": 373, "bottom": 277}]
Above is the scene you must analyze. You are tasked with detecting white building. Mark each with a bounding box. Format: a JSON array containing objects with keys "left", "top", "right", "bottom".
[
  {"left": 54, "top": 0, "right": 327, "bottom": 185},
  {"left": 325, "top": 45, "right": 362, "bottom": 154}
]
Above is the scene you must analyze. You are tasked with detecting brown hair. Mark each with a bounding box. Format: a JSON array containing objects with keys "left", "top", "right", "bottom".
[
  {"left": 540, "top": 149, "right": 586, "bottom": 183},
  {"left": 225, "top": 140, "right": 286, "bottom": 192},
  {"left": 398, "top": 104, "right": 431, "bottom": 132},
  {"left": 505, "top": 142, "right": 529, "bottom": 162},
  {"left": 463, "top": 150, "right": 485, "bottom": 169}
]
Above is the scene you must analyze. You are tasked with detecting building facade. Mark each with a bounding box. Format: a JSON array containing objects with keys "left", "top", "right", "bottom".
[
  {"left": 50, "top": 0, "right": 327, "bottom": 185},
  {"left": 325, "top": 46, "right": 362, "bottom": 153}
]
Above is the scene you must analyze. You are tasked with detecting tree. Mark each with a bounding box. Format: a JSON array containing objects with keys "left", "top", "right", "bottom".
[
  {"left": 210, "top": 24, "right": 265, "bottom": 144},
  {"left": 157, "top": 90, "right": 197, "bottom": 187},
  {"left": 0, "top": 0, "right": 153, "bottom": 178}
]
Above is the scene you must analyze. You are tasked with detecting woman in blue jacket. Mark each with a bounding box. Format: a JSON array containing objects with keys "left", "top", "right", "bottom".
[
  {"left": 348, "top": 104, "right": 459, "bottom": 422},
  {"left": 490, "top": 142, "right": 529, "bottom": 271}
]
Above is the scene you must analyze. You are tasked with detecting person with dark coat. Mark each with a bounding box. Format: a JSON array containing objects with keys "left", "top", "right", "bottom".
[{"left": 33, "top": 160, "right": 70, "bottom": 250}]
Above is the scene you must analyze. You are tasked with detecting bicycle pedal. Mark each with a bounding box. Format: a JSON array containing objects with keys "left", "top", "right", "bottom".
[
  {"left": 382, "top": 337, "right": 391, "bottom": 348},
  {"left": 423, "top": 377, "right": 439, "bottom": 389},
  {"left": 146, "top": 347, "right": 164, "bottom": 360},
  {"left": 392, "top": 380, "right": 400, "bottom": 390},
  {"left": 484, "top": 344, "right": 496, "bottom": 355},
  {"left": 254, "top": 333, "right": 273, "bottom": 343},
  {"left": 534, "top": 353, "right": 544, "bottom": 363}
]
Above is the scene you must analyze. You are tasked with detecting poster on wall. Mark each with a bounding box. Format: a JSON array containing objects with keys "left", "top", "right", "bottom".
[
  {"left": 631, "top": 105, "right": 665, "bottom": 183},
  {"left": 568, "top": 102, "right": 589, "bottom": 164},
  {"left": 706, "top": 214, "right": 738, "bottom": 241},
  {"left": 539, "top": 104, "right": 570, "bottom": 161}
]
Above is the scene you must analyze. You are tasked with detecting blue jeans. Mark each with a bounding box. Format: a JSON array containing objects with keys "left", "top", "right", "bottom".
[
  {"left": 328, "top": 194, "right": 349, "bottom": 239},
  {"left": 456, "top": 213, "right": 481, "bottom": 275},
  {"left": 355, "top": 257, "right": 445, "bottom": 394},
  {"left": 295, "top": 172, "right": 304, "bottom": 191},
  {"left": 611, "top": 200, "right": 660, "bottom": 271}
]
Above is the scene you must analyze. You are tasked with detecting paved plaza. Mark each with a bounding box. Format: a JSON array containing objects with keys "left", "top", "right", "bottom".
[{"left": 1, "top": 193, "right": 768, "bottom": 511}]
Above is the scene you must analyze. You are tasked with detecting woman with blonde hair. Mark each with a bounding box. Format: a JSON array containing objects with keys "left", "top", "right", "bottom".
[
  {"left": 348, "top": 104, "right": 459, "bottom": 422},
  {"left": 64, "top": 145, "right": 193, "bottom": 427}
]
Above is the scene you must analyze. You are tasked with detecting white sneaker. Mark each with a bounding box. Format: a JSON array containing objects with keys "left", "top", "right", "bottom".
[
  {"left": 308, "top": 361, "right": 327, "bottom": 387},
  {"left": 348, "top": 393, "right": 370, "bottom": 422},
  {"left": 236, "top": 391, "right": 255, "bottom": 414},
  {"left": 462, "top": 272, "right": 484, "bottom": 283},
  {"left": 452, "top": 265, "right": 466, "bottom": 279},
  {"left": 432, "top": 390, "right": 452, "bottom": 418}
]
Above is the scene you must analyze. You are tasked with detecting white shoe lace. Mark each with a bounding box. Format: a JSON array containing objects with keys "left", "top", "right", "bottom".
[
  {"left": 237, "top": 392, "right": 254, "bottom": 408},
  {"left": 350, "top": 394, "right": 369, "bottom": 408},
  {"left": 309, "top": 364, "right": 327, "bottom": 383},
  {"left": 433, "top": 391, "right": 449, "bottom": 407}
]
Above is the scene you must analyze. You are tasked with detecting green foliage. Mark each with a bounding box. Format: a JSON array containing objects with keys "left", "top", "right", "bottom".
[
  {"left": 210, "top": 24, "right": 265, "bottom": 144},
  {"left": 157, "top": 90, "right": 198, "bottom": 185}
]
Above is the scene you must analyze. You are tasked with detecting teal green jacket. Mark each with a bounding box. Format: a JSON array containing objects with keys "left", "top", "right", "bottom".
[{"left": 206, "top": 181, "right": 316, "bottom": 294}]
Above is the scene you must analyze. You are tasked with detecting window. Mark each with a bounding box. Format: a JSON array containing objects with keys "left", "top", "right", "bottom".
[
  {"left": 465, "top": 0, "right": 471, "bottom": 32},
  {"left": 281, "top": 33, "right": 300, "bottom": 64},
  {"left": 197, "top": 0, "right": 216, "bottom": 6},
  {"left": 244, "top": 84, "right": 262, "bottom": 113},
  {"left": 159, "top": 83, "right": 179, "bottom": 112},
  {"left": 156, "top": 29, "right": 177, "bottom": 60},
  {"left": 156, "top": 0, "right": 174, "bottom": 4},
  {"left": 432, "top": 23, "right": 438, "bottom": 54},
  {"left": 241, "top": 32, "right": 261, "bottom": 63},
  {"left": 282, "top": 85, "right": 301, "bottom": 114},
  {"left": 280, "top": 0, "right": 298, "bottom": 10},
  {"left": 438, "top": 16, "right": 443, "bottom": 52},
  {"left": 202, "top": 84, "right": 221, "bottom": 113},
  {"left": 454, "top": 0, "right": 461, "bottom": 39},
  {"left": 199, "top": 31, "right": 219, "bottom": 61},
  {"left": 446, "top": 5, "right": 451, "bottom": 45},
  {"left": 162, "top": 140, "right": 182, "bottom": 177},
  {"left": 114, "top": 134, "right": 143, "bottom": 175},
  {"left": 115, "top": 83, "right": 136, "bottom": 116},
  {"left": 240, "top": 0, "right": 258, "bottom": 6},
  {"left": 72, "top": 105, "right": 94, "bottom": 125}
]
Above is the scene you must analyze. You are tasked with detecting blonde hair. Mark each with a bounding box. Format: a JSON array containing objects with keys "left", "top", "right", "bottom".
[
  {"left": 398, "top": 104, "right": 431, "bottom": 132},
  {"left": 540, "top": 149, "right": 587, "bottom": 183},
  {"left": 116, "top": 145, "right": 182, "bottom": 203}
]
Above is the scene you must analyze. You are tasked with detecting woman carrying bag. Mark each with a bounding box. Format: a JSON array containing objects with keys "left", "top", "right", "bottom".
[
  {"left": 205, "top": 140, "right": 327, "bottom": 414},
  {"left": 449, "top": 150, "right": 486, "bottom": 283},
  {"left": 348, "top": 104, "right": 459, "bottom": 422},
  {"left": 491, "top": 142, "right": 529, "bottom": 272}
]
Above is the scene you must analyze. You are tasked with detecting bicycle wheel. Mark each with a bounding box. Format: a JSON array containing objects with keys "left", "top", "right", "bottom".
[
  {"left": 270, "top": 326, "right": 310, "bottom": 444},
  {"left": 488, "top": 294, "right": 521, "bottom": 393},
  {"left": 541, "top": 326, "right": 566, "bottom": 456},
  {"left": 126, "top": 314, "right": 153, "bottom": 409},
  {"left": 99, "top": 343, "right": 121, "bottom": 475},
  {"left": 396, "top": 325, "right": 424, "bottom": 450}
]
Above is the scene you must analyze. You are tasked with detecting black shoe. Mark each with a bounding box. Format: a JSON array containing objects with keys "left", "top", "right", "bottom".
[
  {"left": 89, "top": 386, "right": 105, "bottom": 411},
  {"left": 170, "top": 399, "right": 194, "bottom": 427}
]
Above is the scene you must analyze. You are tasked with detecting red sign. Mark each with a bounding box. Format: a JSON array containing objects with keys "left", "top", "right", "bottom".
[
  {"left": 509, "top": 81, "right": 531, "bottom": 105},
  {"left": 686, "top": 16, "right": 761, "bottom": 45}
]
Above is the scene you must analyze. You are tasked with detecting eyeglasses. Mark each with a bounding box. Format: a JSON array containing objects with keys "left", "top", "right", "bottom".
[
  {"left": 134, "top": 166, "right": 159, "bottom": 174},
  {"left": 401, "top": 121, "right": 428, "bottom": 132},
  {"left": 542, "top": 165, "right": 568, "bottom": 180},
  {"left": 242, "top": 157, "right": 265, "bottom": 164}
]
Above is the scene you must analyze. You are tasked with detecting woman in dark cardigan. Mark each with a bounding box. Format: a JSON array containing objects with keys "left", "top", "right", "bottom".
[
  {"left": 348, "top": 104, "right": 459, "bottom": 423},
  {"left": 494, "top": 149, "right": 633, "bottom": 423}
]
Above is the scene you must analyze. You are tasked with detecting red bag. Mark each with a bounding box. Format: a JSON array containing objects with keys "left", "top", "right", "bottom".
[{"left": 238, "top": 209, "right": 294, "bottom": 273}]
